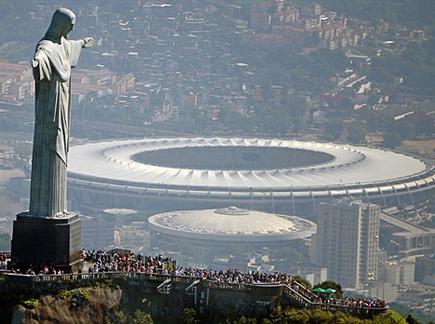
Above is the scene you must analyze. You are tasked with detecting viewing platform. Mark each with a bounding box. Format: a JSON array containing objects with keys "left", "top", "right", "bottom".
[{"left": 0, "top": 271, "right": 389, "bottom": 318}]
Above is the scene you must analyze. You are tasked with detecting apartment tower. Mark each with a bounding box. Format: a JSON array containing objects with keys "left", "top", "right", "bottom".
[{"left": 312, "top": 200, "right": 380, "bottom": 288}]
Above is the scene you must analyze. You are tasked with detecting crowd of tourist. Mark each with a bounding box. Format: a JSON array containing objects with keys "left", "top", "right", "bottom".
[
  {"left": 7, "top": 264, "right": 65, "bottom": 276},
  {"left": 318, "top": 296, "right": 387, "bottom": 309},
  {"left": 81, "top": 249, "right": 175, "bottom": 273},
  {"left": 81, "top": 250, "right": 298, "bottom": 286},
  {"left": 79, "top": 250, "right": 386, "bottom": 310},
  {"left": 1, "top": 250, "right": 387, "bottom": 310},
  {"left": 25, "top": 266, "right": 64, "bottom": 276}
]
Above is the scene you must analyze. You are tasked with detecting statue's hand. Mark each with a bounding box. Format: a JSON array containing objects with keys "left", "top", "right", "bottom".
[{"left": 82, "top": 37, "right": 95, "bottom": 48}]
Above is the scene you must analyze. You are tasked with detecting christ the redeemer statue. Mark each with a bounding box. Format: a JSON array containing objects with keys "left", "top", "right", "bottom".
[{"left": 29, "top": 8, "right": 94, "bottom": 217}]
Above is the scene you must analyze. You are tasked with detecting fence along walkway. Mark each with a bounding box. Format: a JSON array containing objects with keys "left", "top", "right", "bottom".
[
  {"left": 0, "top": 271, "right": 388, "bottom": 316},
  {"left": 281, "top": 285, "right": 388, "bottom": 317}
]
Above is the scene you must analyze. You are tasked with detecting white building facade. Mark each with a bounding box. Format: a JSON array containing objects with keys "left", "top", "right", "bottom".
[{"left": 313, "top": 200, "right": 380, "bottom": 288}]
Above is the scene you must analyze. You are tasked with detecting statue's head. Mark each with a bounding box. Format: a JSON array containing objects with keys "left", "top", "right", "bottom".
[{"left": 45, "top": 8, "right": 76, "bottom": 41}]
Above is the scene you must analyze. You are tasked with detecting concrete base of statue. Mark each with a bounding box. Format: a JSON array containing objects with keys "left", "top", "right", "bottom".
[{"left": 11, "top": 212, "right": 82, "bottom": 273}]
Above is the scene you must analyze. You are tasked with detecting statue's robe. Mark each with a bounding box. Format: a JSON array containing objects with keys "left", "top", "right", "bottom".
[{"left": 29, "top": 37, "right": 82, "bottom": 217}]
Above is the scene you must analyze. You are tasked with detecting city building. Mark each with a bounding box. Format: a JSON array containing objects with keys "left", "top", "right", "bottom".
[
  {"left": 415, "top": 255, "right": 435, "bottom": 283},
  {"left": 0, "top": 61, "right": 135, "bottom": 103},
  {"left": 383, "top": 260, "right": 415, "bottom": 286},
  {"left": 369, "top": 282, "right": 398, "bottom": 303},
  {"left": 398, "top": 284, "right": 435, "bottom": 318},
  {"left": 312, "top": 200, "right": 380, "bottom": 288},
  {"left": 379, "top": 212, "right": 435, "bottom": 257},
  {"left": 302, "top": 267, "right": 328, "bottom": 287},
  {"left": 0, "top": 61, "right": 34, "bottom": 102}
]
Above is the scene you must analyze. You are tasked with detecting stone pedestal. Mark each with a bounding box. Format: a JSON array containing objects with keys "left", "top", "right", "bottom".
[{"left": 11, "top": 212, "right": 81, "bottom": 272}]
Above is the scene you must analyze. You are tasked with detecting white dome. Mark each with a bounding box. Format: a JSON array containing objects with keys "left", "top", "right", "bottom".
[{"left": 148, "top": 207, "right": 316, "bottom": 242}]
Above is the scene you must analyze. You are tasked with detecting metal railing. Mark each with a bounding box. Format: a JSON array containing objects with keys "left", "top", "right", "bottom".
[
  {"left": 282, "top": 284, "right": 389, "bottom": 315},
  {"left": 0, "top": 271, "right": 388, "bottom": 315}
]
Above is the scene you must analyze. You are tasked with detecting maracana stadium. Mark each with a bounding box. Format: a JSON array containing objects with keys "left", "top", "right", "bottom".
[{"left": 67, "top": 137, "right": 435, "bottom": 215}]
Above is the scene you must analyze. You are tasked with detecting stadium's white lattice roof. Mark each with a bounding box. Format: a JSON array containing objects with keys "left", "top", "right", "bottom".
[{"left": 68, "top": 138, "right": 435, "bottom": 199}]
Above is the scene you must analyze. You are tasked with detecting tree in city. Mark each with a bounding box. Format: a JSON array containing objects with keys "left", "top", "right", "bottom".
[
  {"left": 383, "top": 131, "right": 402, "bottom": 148},
  {"left": 324, "top": 119, "right": 343, "bottom": 141},
  {"left": 347, "top": 126, "right": 367, "bottom": 144},
  {"left": 313, "top": 280, "right": 344, "bottom": 299}
]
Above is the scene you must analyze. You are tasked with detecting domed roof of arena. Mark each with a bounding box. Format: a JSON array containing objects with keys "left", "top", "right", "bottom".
[
  {"left": 68, "top": 137, "right": 435, "bottom": 199},
  {"left": 147, "top": 207, "right": 316, "bottom": 242}
]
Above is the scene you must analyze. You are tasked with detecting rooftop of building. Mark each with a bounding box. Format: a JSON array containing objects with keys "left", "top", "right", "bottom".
[{"left": 148, "top": 207, "right": 316, "bottom": 242}]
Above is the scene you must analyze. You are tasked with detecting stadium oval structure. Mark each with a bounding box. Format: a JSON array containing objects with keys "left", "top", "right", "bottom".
[{"left": 68, "top": 137, "right": 435, "bottom": 212}]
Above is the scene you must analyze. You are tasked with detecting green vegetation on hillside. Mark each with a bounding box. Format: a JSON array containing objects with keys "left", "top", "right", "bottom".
[
  {"left": 189, "top": 306, "right": 408, "bottom": 324},
  {"left": 369, "top": 39, "right": 435, "bottom": 95},
  {"left": 313, "top": 280, "right": 343, "bottom": 299}
]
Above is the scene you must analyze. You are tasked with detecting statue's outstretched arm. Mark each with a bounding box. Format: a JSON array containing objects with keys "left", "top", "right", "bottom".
[{"left": 67, "top": 37, "right": 94, "bottom": 68}]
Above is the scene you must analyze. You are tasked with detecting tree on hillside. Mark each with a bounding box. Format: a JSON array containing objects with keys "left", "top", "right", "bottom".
[
  {"left": 182, "top": 308, "right": 199, "bottom": 324},
  {"left": 324, "top": 119, "right": 343, "bottom": 141},
  {"left": 128, "top": 310, "right": 153, "bottom": 324},
  {"left": 313, "top": 280, "right": 343, "bottom": 299},
  {"left": 383, "top": 131, "right": 402, "bottom": 148},
  {"left": 394, "top": 121, "right": 416, "bottom": 140},
  {"left": 347, "top": 126, "right": 366, "bottom": 144}
]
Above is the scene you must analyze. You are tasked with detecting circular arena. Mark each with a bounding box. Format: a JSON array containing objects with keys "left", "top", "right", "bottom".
[
  {"left": 148, "top": 207, "right": 316, "bottom": 243},
  {"left": 67, "top": 137, "right": 435, "bottom": 214},
  {"left": 147, "top": 206, "right": 316, "bottom": 269}
]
